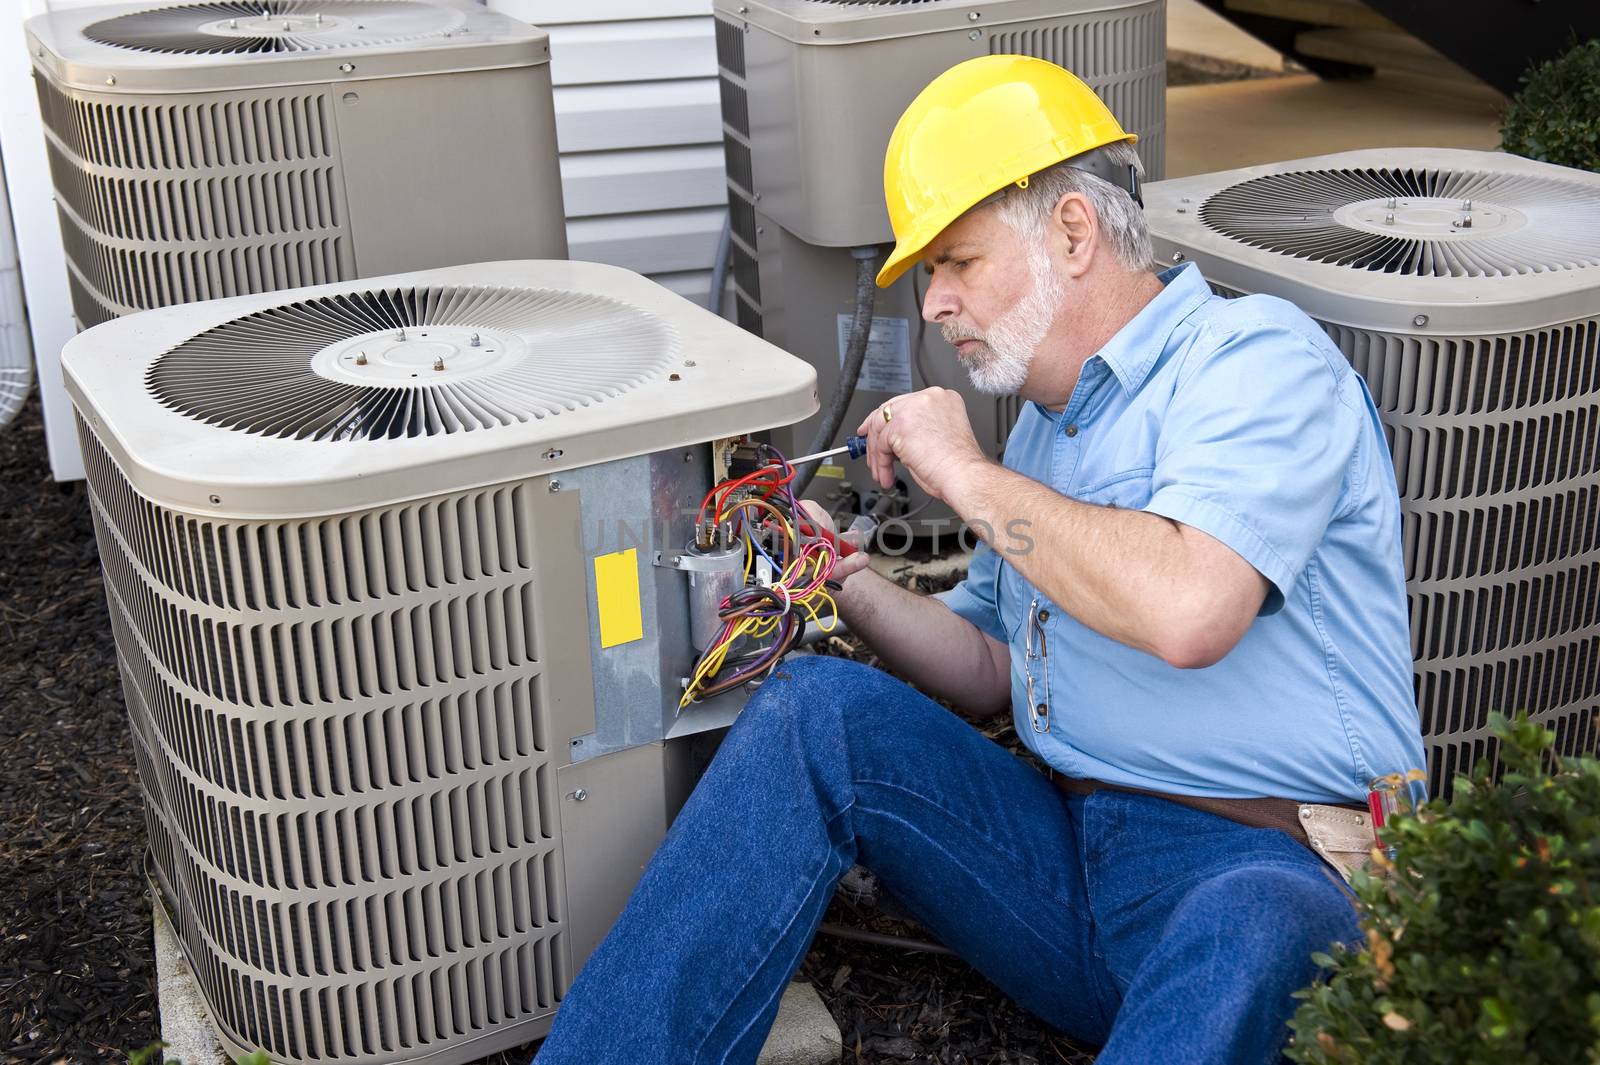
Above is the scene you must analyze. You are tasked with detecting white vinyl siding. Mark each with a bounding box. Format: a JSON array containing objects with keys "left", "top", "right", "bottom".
[{"left": 488, "top": 0, "right": 727, "bottom": 307}]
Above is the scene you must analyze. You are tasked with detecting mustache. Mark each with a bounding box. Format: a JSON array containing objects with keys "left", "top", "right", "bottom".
[{"left": 942, "top": 322, "right": 985, "bottom": 345}]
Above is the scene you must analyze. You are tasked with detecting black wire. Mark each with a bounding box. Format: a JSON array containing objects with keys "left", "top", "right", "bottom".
[{"left": 910, "top": 266, "right": 933, "bottom": 388}]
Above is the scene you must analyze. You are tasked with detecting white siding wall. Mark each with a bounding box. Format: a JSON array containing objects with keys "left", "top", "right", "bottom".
[
  {"left": 488, "top": 0, "right": 727, "bottom": 307},
  {"left": 1, "top": 0, "right": 105, "bottom": 480}
]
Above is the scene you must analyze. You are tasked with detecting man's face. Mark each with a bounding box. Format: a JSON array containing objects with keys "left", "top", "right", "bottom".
[{"left": 919, "top": 204, "right": 1063, "bottom": 396}]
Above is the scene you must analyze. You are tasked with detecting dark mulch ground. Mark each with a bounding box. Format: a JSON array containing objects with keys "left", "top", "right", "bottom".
[{"left": 0, "top": 394, "right": 158, "bottom": 1062}]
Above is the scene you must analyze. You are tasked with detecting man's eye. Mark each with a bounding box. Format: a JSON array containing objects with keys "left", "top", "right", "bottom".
[{"left": 954, "top": 259, "right": 973, "bottom": 271}]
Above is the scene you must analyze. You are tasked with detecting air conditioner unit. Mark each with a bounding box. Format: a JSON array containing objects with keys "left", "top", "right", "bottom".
[
  {"left": 63, "top": 259, "right": 817, "bottom": 1064},
  {"left": 1143, "top": 147, "right": 1600, "bottom": 797},
  {"left": 26, "top": 1, "right": 567, "bottom": 330},
  {"left": 714, "top": 0, "right": 1166, "bottom": 524}
]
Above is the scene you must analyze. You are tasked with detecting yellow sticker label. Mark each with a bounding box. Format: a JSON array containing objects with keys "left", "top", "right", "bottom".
[
  {"left": 593, "top": 549, "right": 645, "bottom": 648},
  {"left": 814, "top": 463, "right": 846, "bottom": 480}
]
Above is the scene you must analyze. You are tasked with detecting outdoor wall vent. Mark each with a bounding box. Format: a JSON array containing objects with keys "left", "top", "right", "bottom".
[
  {"left": 62, "top": 260, "right": 817, "bottom": 1064},
  {"left": 25, "top": 0, "right": 566, "bottom": 329},
  {"left": 714, "top": 0, "right": 1166, "bottom": 523},
  {"left": 1146, "top": 148, "right": 1600, "bottom": 797}
]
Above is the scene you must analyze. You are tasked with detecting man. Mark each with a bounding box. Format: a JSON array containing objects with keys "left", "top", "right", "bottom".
[{"left": 536, "top": 55, "right": 1424, "bottom": 1064}]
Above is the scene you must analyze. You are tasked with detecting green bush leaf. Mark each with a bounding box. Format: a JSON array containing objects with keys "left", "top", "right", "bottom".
[
  {"left": 1286, "top": 712, "right": 1600, "bottom": 1064},
  {"left": 1501, "top": 38, "right": 1600, "bottom": 173}
]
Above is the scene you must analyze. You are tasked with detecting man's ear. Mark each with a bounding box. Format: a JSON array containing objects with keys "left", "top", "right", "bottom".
[{"left": 1052, "top": 192, "right": 1096, "bottom": 278}]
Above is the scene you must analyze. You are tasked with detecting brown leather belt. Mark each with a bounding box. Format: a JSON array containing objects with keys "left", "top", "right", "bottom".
[{"left": 1050, "top": 775, "right": 1362, "bottom": 848}]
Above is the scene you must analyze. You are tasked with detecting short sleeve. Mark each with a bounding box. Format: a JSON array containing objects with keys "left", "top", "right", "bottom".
[
  {"left": 935, "top": 538, "right": 1007, "bottom": 643},
  {"left": 1143, "top": 320, "right": 1359, "bottom": 615}
]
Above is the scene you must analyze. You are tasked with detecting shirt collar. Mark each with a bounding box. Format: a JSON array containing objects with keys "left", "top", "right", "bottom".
[{"left": 1094, "top": 261, "right": 1211, "bottom": 395}]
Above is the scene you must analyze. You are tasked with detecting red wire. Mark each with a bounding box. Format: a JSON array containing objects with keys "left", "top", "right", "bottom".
[{"left": 698, "top": 461, "right": 797, "bottom": 522}]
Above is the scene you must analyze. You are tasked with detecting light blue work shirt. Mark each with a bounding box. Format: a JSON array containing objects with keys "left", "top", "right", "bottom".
[{"left": 939, "top": 262, "right": 1424, "bottom": 805}]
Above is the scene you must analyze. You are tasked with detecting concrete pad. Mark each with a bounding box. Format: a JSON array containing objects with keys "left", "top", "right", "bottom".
[
  {"left": 1166, "top": 72, "right": 1505, "bottom": 178},
  {"left": 152, "top": 899, "right": 228, "bottom": 1065},
  {"left": 756, "top": 982, "right": 843, "bottom": 1065},
  {"left": 158, "top": 896, "right": 839, "bottom": 1065},
  {"left": 1168, "top": 0, "right": 1286, "bottom": 71}
]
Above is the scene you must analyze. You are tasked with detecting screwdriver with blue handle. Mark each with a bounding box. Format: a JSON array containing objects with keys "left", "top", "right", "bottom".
[
  {"left": 785, "top": 436, "right": 870, "bottom": 556},
  {"left": 788, "top": 435, "right": 869, "bottom": 468}
]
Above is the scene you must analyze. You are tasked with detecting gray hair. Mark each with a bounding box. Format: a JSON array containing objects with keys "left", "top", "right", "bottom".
[{"left": 991, "top": 141, "right": 1154, "bottom": 273}]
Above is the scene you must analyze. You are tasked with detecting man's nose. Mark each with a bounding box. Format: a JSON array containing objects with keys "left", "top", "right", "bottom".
[{"left": 921, "top": 273, "right": 958, "bottom": 323}]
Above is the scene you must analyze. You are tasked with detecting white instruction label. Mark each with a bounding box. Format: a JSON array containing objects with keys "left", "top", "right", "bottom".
[{"left": 837, "top": 314, "right": 912, "bottom": 394}]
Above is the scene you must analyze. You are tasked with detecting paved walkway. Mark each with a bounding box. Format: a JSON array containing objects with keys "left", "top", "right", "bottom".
[
  {"left": 1166, "top": 71, "right": 1506, "bottom": 177},
  {"left": 1169, "top": 0, "right": 1286, "bottom": 69}
]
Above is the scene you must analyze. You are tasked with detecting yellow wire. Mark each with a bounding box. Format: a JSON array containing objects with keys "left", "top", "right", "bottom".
[{"left": 680, "top": 515, "right": 844, "bottom": 709}]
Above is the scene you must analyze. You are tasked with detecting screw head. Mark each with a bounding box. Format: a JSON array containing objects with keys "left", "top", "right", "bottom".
[
  {"left": 339, "top": 62, "right": 355, "bottom": 73},
  {"left": 1171, "top": 251, "right": 1186, "bottom": 263},
  {"left": 543, "top": 448, "right": 563, "bottom": 460},
  {"left": 573, "top": 788, "right": 588, "bottom": 802},
  {"left": 208, "top": 494, "right": 221, "bottom": 505},
  {"left": 105, "top": 76, "right": 116, "bottom": 86},
  {"left": 549, "top": 480, "right": 562, "bottom": 493},
  {"left": 1413, "top": 314, "right": 1429, "bottom": 327},
  {"left": 968, "top": 29, "right": 982, "bottom": 39},
  {"left": 469, "top": 332, "right": 481, "bottom": 347},
  {"left": 355, "top": 352, "right": 367, "bottom": 365},
  {"left": 968, "top": 10, "right": 980, "bottom": 18},
  {"left": 432, "top": 357, "right": 445, "bottom": 371}
]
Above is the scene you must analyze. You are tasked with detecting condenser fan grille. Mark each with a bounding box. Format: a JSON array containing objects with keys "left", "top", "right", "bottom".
[
  {"left": 83, "top": 1, "right": 461, "bottom": 55},
  {"left": 148, "top": 285, "right": 677, "bottom": 440},
  {"left": 1199, "top": 167, "right": 1600, "bottom": 277}
]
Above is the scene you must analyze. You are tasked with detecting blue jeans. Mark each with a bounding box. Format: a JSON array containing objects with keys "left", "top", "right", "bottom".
[{"left": 534, "top": 656, "right": 1359, "bottom": 1065}]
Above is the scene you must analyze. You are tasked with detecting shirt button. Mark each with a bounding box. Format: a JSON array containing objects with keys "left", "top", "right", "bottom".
[
  {"left": 1038, "top": 609, "right": 1050, "bottom": 622},
  {"left": 1065, "top": 424, "right": 1079, "bottom": 438}
]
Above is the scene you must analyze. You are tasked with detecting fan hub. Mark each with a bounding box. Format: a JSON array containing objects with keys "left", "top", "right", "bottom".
[
  {"left": 313, "top": 327, "right": 521, "bottom": 383},
  {"left": 1332, "top": 196, "right": 1524, "bottom": 240},
  {"left": 198, "top": 13, "right": 345, "bottom": 37}
]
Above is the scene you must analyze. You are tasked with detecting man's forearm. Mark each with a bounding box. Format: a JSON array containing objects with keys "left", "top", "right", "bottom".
[
  {"left": 831, "top": 568, "right": 1010, "bottom": 716},
  {"left": 942, "top": 461, "right": 1213, "bottom": 663}
]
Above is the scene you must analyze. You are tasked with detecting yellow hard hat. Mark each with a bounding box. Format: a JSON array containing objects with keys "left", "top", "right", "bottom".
[{"left": 877, "top": 55, "right": 1137, "bottom": 288}]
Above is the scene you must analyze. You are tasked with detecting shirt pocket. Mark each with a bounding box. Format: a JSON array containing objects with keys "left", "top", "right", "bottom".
[{"left": 1076, "top": 467, "right": 1155, "bottom": 511}]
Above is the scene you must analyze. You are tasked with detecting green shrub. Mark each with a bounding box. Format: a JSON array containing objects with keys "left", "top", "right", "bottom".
[
  {"left": 1500, "top": 39, "right": 1600, "bottom": 173},
  {"left": 1286, "top": 713, "right": 1600, "bottom": 1064}
]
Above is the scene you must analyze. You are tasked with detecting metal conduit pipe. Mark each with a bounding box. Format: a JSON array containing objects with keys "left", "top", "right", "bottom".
[
  {"left": 0, "top": 152, "right": 32, "bottom": 429},
  {"left": 707, "top": 210, "right": 733, "bottom": 315},
  {"left": 792, "top": 245, "right": 884, "bottom": 498},
  {"left": 816, "top": 922, "right": 956, "bottom": 957}
]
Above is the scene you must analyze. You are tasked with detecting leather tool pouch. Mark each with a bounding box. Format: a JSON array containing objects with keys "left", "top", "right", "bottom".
[{"left": 1297, "top": 803, "right": 1376, "bottom": 882}]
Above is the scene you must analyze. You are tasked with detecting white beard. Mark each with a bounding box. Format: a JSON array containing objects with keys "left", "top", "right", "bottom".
[{"left": 942, "top": 247, "right": 1063, "bottom": 396}]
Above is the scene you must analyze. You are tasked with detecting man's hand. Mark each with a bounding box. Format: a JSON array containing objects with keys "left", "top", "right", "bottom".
[
  {"left": 853, "top": 387, "right": 993, "bottom": 501},
  {"left": 797, "top": 501, "right": 873, "bottom": 581}
]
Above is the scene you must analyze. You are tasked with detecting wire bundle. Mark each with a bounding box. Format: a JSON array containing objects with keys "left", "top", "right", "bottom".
[{"left": 680, "top": 446, "right": 842, "bottom": 708}]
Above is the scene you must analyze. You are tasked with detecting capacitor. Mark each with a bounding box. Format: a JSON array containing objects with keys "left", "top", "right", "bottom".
[{"left": 685, "top": 538, "right": 745, "bottom": 652}]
